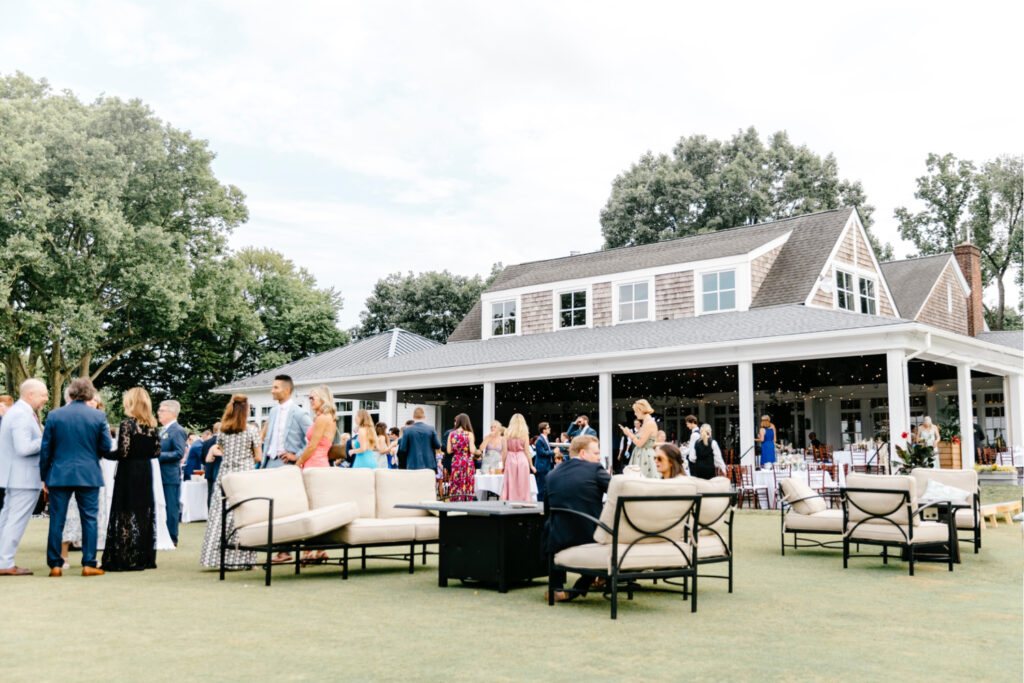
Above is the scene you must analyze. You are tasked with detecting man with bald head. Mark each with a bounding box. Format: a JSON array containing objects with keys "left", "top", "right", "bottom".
[{"left": 0, "top": 379, "right": 49, "bottom": 575}]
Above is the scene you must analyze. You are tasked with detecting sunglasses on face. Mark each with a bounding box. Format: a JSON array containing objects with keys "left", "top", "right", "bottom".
[{"left": 655, "top": 456, "right": 667, "bottom": 462}]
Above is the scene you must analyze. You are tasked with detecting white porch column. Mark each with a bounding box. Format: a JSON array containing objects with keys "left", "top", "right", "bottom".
[
  {"left": 1005, "top": 373, "right": 1024, "bottom": 450},
  {"left": 385, "top": 389, "right": 398, "bottom": 430},
  {"left": 738, "top": 362, "right": 755, "bottom": 465},
  {"left": 957, "top": 363, "right": 975, "bottom": 468},
  {"left": 482, "top": 381, "right": 495, "bottom": 432},
  {"left": 599, "top": 372, "right": 613, "bottom": 470},
  {"left": 886, "top": 350, "right": 910, "bottom": 453}
]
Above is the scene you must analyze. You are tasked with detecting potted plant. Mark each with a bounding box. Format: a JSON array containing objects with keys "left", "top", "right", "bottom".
[
  {"left": 936, "top": 405, "right": 961, "bottom": 469},
  {"left": 895, "top": 430, "right": 935, "bottom": 474}
]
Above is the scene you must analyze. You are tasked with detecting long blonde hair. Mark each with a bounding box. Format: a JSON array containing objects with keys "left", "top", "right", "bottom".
[
  {"left": 123, "top": 387, "right": 157, "bottom": 428},
  {"left": 355, "top": 409, "right": 376, "bottom": 448},
  {"left": 506, "top": 413, "right": 529, "bottom": 443},
  {"left": 309, "top": 385, "right": 336, "bottom": 419},
  {"left": 700, "top": 423, "right": 712, "bottom": 446}
]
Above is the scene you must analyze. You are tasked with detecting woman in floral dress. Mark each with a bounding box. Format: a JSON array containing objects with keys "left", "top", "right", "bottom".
[
  {"left": 200, "top": 395, "right": 262, "bottom": 569},
  {"left": 447, "top": 413, "right": 478, "bottom": 502}
]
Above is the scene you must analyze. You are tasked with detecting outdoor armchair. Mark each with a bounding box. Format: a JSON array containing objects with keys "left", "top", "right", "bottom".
[
  {"left": 778, "top": 476, "right": 845, "bottom": 554},
  {"left": 909, "top": 468, "right": 981, "bottom": 553}
]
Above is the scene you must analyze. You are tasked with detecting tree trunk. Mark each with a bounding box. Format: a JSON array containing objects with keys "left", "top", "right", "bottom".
[
  {"left": 79, "top": 353, "right": 92, "bottom": 378},
  {"left": 995, "top": 275, "right": 1005, "bottom": 330}
]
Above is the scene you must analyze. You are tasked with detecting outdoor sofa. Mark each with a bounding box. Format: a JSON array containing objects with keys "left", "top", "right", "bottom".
[{"left": 218, "top": 466, "right": 438, "bottom": 585}]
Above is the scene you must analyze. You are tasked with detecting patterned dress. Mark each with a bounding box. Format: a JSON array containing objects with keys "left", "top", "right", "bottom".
[
  {"left": 632, "top": 434, "right": 659, "bottom": 479},
  {"left": 448, "top": 430, "right": 475, "bottom": 502},
  {"left": 200, "top": 426, "right": 259, "bottom": 569}
]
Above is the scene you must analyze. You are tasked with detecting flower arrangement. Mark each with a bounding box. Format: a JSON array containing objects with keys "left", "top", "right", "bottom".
[
  {"left": 973, "top": 464, "right": 1015, "bottom": 473},
  {"left": 895, "top": 428, "right": 934, "bottom": 473},
  {"left": 777, "top": 453, "right": 805, "bottom": 470}
]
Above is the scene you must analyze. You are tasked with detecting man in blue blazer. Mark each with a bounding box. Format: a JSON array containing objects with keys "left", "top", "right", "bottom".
[
  {"left": 261, "top": 375, "right": 311, "bottom": 469},
  {"left": 183, "top": 431, "right": 206, "bottom": 480},
  {"left": 397, "top": 407, "right": 442, "bottom": 471},
  {"left": 534, "top": 421, "right": 556, "bottom": 501},
  {"left": 566, "top": 415, "right": 597, "bottom": 439},
  {"left": 0, "top": 379, "right": 49, "bottom": 576},
  {"left": 543, "top": 433, "right": 610, "bottom": 601},
  {"left": 39, "top": 378, "right": 112, "bottom": 577},
  {"left": 157, "top": 399, "right": 187, "bottom": 546}
]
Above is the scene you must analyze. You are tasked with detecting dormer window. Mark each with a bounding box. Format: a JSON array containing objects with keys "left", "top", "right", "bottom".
[
  {"left": 836, "top": 270, "right": 855, "bottom": 311},
  {"left": 559, "top": 290, "right": 587, "bottom": 328},
  {"left": 491, "top": 300, "right": 516, "bottom": 336},
  {"left": 701, "top": 269, "right": 736, "bottom": 313},
  {"left": 617, "top": 282, "right": 649, "bottom": 323},
  {"left": 859, "top": 278, "right": 877, "bottom": 315}
]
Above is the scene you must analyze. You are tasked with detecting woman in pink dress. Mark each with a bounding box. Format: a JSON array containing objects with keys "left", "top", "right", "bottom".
[
  {"left": 501, "top": 413, "right": 536, "bottom": 502},
  {"left": 296, "top": 386, "right": 336, "bottom": 563}
]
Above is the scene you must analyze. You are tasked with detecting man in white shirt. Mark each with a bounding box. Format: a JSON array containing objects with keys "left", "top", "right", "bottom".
[{"left": 261, "top": 375, "right": 312, "bottom": 469}]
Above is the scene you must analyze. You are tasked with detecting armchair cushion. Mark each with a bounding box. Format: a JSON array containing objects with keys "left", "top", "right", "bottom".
[
  {"left": 780, "top": 477, "right": 826, "bottom": 515},
  {"left": 677, "top": 476, "right": 733, "bottom": 531},
  {"left": 555, "top": 541, "right": 694, "bottom": 572},
  {"left": 322, "top": 517, "right": 419, "bottom": 545},
  {"left": 222, "top": 467, "right": 309, "bottom": 529},
  {"left": 783, "top": 509, "right": 844, "bottom": 532},
  {"left": 375, "top": 469, "right": 435, "bottom": 519},
  {"left": 910, "top": 468, "right": 978, "bottom": 498},
  {"left": 236, "top": 501, "right": 359, "bottom": 546},
  {"left": 593, "top": 476, "right": 697, "bottom": 546},
  {"left": 696, "top": 534, "right": 728, "bottom": 560},
  {"left": 954, "top": 508, "right": 977, "bottom": 529},
  {"left": 303, "top": 468, "right": 376, "bottom": 517},
  {"left": 846, "top": 520, "right": 949, "bottom": 544},
  {"left": 845, "top": 473, "right": 919, "bottom": 526}
]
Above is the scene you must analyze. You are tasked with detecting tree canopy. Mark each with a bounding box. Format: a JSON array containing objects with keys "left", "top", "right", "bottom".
[
  {"left": 895, "top": 153, "right": 1022, "bottom": 330},
  {"left": 600, "top": 127, "right": 890, "bottom": 259},
  {"left": 354, "top": 266, "right": 501, "bottom": 343}
]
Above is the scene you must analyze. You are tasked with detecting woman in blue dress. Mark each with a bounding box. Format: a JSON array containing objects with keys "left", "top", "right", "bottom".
[
  {"left": 757, "top": 415, "right": 776, "bottom": 468},
  {"left": 349, "top": 409, "right": 378, "bottom": 469}
]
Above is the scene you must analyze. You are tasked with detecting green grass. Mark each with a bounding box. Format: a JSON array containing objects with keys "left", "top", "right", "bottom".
[{"left": 2, "top": 498, "right": 1022, "bottom": 682}]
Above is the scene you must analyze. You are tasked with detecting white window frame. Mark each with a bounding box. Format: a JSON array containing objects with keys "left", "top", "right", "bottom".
[
  {"left": 553, "top": 286, "right": 592, "bottom": 330},
  {"left": 835, "top": 270, "right": 856, "bottom": 311},
  {"left": 488, "top": 298, "right": 519, "bottom": 338},
  {"left": 612, "top": 277, "right": 655, "bottom": 325},
  {"left": 698, "top": 268, "right": 738, "bottom": 315},
  {"left": 858, "top": 277, "right": 877, "bottom": 315}
]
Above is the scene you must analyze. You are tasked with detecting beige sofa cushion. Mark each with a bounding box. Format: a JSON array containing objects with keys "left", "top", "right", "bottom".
[
  {"left": 222, "top": 467, "right": 309, "bottom": 529},
  {"left": 846, "top": 520, "right": 949, "bottom": 544},
  {"left": 303, "top": 468, "right": 376, "bottom": 517},
  {"left": 910, "top": 468, "right": 978, "bottom": 498},
  {"left": 375, "top": 469, "right": 435, "bottom": 519},
  {"left": 412, "top": 517, "right": 439, "bottom": 541},
  {"left": 321, "top": 518, "right": 419, "bottom": 545},
  {"left": 555, "top": 541, "right": 694, "bottom": 572},
  {"left": 236, "top": 501, "right": 359, "bottom": 546},
  {"left": 845, "top": 473, "right": 918, "bottom": 526},
  {"left": 677, "top": 476, "right": 733, "bottom": 529},
  {"left": 594, "top": 476, "right": 698, "bottom": 545},
  {"left": 780, "top": 477, "right": 826, "bottom": 515},
  {"left": 954, "top": 508, "right": 977, "bottom": 530},
  {"left": 784, "top": 509, "right": 844, "bottom": 532},
  {"left": 697, "top": 534, "right": 728, "bottom": 559}
]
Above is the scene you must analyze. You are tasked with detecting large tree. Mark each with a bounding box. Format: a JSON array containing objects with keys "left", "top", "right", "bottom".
[
  {"left": 600, "top": 127, "right": 889, "bottom": 258},
  {"left": 895, "top": 153, "right": 1022, "bottom": 330},
  {"left": 101, "top": 248, "right": 346, "bottom": 426},
  {"left": 354, "top": 266, "right": 500, "bottom": 343},
  {"left": 0, "top": 73, "right": 247, "bottom": 407}
]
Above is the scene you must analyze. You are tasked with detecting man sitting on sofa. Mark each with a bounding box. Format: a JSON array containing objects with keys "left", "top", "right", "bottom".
[{"left": 543, "top": 434, "right": 611, "bottom": 602}]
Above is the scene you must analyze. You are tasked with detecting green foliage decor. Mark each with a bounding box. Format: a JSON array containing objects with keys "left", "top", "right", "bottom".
[{"left": 895, "top": 442, "right": 935, "bottom": 473}]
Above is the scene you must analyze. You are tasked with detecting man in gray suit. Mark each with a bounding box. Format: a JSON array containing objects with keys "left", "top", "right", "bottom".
[
  {"left": 261, "top": 374, "right": 312, "bottom": 469},
  {"left": 0, "top": 379, "right": 49, "bottom": 576}
]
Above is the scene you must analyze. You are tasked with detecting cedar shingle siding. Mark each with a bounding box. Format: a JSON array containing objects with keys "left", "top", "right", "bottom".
[
  {"left": 654, "top": 272, "right": 693, "bottom": 319},
  {"left": 835, "top": 228, "right": 856, "bottom": 264},
  {"left": 593, "top": 282, "right": 612, "bottom": 327},
  {"left": 521, "top": 291, "right": 553, "bottom": 335},
  {"left": 854, "top": 229, "right": 874, "bottom": 270},
  {"left": 916, "top": 263, "right": 969, "bottom": 335}
]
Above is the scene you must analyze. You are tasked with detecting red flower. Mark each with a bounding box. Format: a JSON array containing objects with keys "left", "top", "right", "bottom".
[{"left": 900, "top": 432, "right": 909, "bottom": 440}]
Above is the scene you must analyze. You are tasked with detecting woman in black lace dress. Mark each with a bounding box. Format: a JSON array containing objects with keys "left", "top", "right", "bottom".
[{"left": 102, "top": 387, "right": 161, "bottom": 571}]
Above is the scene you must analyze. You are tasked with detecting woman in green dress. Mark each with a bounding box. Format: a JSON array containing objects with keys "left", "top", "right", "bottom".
[{"left": 618, "top": 399, "right": 659, "bottom": 478}]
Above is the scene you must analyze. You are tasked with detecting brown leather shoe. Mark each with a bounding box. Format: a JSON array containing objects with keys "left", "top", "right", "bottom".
[
  {"left": 81, "top": 566, "right": 105, "bottom": 577},
  {"left": 0, "top": 566, "right": 33, "bottom": 576},
  {"left": 544, "top": 590, "right": 574, "bottom": 602},
  {"left": 49, "top": 567, "right": 62, "bottom": 577}
]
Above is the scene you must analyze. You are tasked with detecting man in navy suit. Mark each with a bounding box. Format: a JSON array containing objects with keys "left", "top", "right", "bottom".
[
  {"left": 157, "top": 399, "right": 187, "bottom": 546},
  {"left": 543, "top": 433, "right": 610, "bottom": 602},
  {"left": 39, "top": 378, "right": 112, "bottom": 577},
  {"left": 183, "top": 430, "right": 208, "bottom": 480},
  {"left": 533, "top": 421, "right": 556, "bottom": 501},
  {"left": 396, "top": 406, "right": 442, "bottom": 471}
]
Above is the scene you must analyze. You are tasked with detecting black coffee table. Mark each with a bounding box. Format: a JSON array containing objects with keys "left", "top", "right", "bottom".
[{"left": 397, "top": 501, "right": 547, "bottom": 593}]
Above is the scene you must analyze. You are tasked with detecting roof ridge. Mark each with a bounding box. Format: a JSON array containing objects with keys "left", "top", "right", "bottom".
[
  {"left": 881, "top": 253, "right": 953, "bottom": 265},
  {"left": 491, "top": 208, "right": 849, "bottom": 274}
]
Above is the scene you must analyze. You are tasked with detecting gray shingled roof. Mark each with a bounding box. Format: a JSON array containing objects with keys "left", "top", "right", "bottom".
[
  {"left": 448, "top": 300, "right": 482, "bottom": 343},
  {"left": 749, "top": 208, "right": 855, "bottom": 308},
  {"left": 326, "top": 305, "right": 908, "bottom": 381},
  {"left": 879, "top": 254, "right": 954, "bottom": 318},
  {"left": 214, "top": 329, "right": 440, "bottom": 392},
  {"left": 978, "top": 330, "right": 1024, "bottom": 351}
]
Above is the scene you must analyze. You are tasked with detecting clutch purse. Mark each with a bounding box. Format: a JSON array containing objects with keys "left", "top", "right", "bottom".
[{"left": 328, "top": 445, "right": 347, "bottom": 462}]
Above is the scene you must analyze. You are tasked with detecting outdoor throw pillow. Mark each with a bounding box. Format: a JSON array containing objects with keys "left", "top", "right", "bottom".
[{"left": 920, "top": 479, "right": 970, "bottom": 504}]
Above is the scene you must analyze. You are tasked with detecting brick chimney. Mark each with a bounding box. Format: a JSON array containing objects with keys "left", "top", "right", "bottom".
[{"left": 953, "top": 243, "right": 984, "bottom": 336}]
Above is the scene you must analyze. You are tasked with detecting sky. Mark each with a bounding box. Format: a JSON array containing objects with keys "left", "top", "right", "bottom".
[{"left": 1, "top": 0, "right": 1021, "bottom": 328}]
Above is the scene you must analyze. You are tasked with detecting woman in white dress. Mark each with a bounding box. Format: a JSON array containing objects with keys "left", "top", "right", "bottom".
[{"left": 916, "top": 416, "right": 941, "bottom": 449}]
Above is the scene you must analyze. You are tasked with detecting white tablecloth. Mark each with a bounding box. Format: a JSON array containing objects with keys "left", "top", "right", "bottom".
[
  {"left": 754, "top": 468, "right": 839, "bottom": 508},
  {"left": 474, "top": 474, "right": 538, "bottom": 502},
  {"left": 181, "top": 480, "right": 208, "bottom": 523}
]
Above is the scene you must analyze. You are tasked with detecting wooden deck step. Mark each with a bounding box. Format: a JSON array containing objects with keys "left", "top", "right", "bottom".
[{"left": 980, "top": 500, "right": 1023, "bottom": 528}]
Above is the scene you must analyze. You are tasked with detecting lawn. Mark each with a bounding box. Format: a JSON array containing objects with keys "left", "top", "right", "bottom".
[{"left": 2, "top": 488, "right": 1021, "bottom": 682}]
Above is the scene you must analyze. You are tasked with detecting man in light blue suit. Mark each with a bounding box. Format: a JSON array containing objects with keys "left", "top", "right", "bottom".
[
  {"left": 39, "top": 378, "right": 112, "bottom": 577},
  {"left": 157, "top": 399, "right": 187, "bottom": 545},
  {"left": 261, "top": 375, "right": 312, "bottom": 469},
  {"left": 0, "top": 379, "right": 49, "bottom": 576}
]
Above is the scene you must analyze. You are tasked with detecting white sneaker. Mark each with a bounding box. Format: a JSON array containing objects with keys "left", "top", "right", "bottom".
[{"left": 62, "top": 560, "right": 70, "bottom": 569}]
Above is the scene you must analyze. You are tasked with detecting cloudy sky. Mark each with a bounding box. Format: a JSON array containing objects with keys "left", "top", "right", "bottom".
[{"left": 2, "top": 1, "right": 1020, "bottom": 326}]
